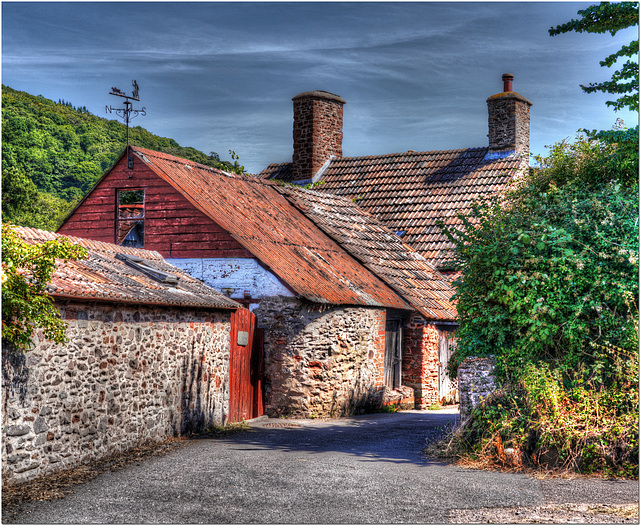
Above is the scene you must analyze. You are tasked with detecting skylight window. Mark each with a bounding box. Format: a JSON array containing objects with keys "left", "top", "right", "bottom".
[{"left": 115, "top": 253, "right": 179, "bottom": 286}]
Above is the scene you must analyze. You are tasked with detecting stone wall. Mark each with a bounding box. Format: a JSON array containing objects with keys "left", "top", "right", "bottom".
[
  {"left": 254, "top": 297, "right": 386, "bottom": 417},
  {"left": 457, "top": 356, "right": 497, "bottom": 421},
  {"left": 487, "top": 92, "right": 532, "bottom": 158},
  {"left": 401, "top": 315, "right": 441, "bottom": 409},
  {"left": 2, "top": 302, "right": 232, "bottom": 485}
]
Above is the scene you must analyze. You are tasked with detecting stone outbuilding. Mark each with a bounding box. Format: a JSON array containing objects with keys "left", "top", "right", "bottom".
[{"left": 2, "top": 227, "right": 241, "bottom": 485}]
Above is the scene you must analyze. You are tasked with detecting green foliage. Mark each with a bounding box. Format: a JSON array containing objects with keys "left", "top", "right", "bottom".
[
  {"left": 550, "top": 2, "right": 639, "bottom": 113},
  {"left": 444, "top": 135, "right": 638, "bottom": 386},
  {"left": 1, "top": 223, "right": 87, "bottom": 351},
  {"left": 450, "top": 362, "right": 638, "bottom": 477},
  {"left": 2, "top": 86, "right": 245, "bottom": 230},
  {"left": 437, "top": 2, "right": 640, "bottom": 477},
  {"left": 550, "top": 2, "right": 639, "bottom": 172},
  {"left": 2, "top": 166, "right": 76, "bottom": 231},
  {"left": 440, "top": 134, "right": 638, "bottom": 476}
]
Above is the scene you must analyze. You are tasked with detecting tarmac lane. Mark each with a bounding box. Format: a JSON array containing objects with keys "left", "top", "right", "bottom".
[{"left": 4, "top": 409, "right": 638, "bottom": 523}]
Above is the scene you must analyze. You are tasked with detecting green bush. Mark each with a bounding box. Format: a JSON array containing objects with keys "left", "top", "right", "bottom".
[
  {"left": 445, "top": 136, "right": 638, "bottom": 389},
  {"left": 440, "top": 134, "right": 638, "bottom": 477},
  {"left": 1, "top": 223, "right": 87, "bottom": 351}
]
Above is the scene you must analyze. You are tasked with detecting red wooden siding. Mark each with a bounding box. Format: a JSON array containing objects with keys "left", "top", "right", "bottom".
[{"left": 58, "top": 156, "right": 253, "bottom": 259}]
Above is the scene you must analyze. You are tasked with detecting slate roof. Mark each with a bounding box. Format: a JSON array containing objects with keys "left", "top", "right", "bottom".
[
  {"left": 274, "top": 185, "right": 457, "bottom": 321},
  {"left": 14, "top": 227, "right": 241, "bottom": 310},
  {"left": 130, "top": 147, "right": 412, "bottom": 311},
  {"left": 260, "top": 148, "right": 524, "bottom": 269}
]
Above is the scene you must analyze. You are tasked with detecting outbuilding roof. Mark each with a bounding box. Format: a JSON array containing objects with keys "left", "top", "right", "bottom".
[
  {"left": 14, "top": 226, "right": 241, "bottom": 310},
  {"left": 261, "top": 148, "right": 524, "bottom": 269},
  {"left": 274, "top": 185, "right": 457, "bottom": 321},
  {"left": 130, "top": 147, "right": 413, "bottom": 311}
]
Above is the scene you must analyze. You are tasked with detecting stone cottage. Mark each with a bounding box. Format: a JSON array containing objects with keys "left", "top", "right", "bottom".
[
  {"left": 57, "top": 146, "right": 457, "bottom": 416},
  {"left": 2, "top": 227, "right": 241, "bottom": 485},
  {"left": 259, "top": 73, "right": 533, "bottom": 404}
]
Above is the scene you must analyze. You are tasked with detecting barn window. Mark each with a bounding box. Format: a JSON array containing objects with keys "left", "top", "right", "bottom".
[{"left": 117, "top": 189, "right": 145, "bottom": 248}]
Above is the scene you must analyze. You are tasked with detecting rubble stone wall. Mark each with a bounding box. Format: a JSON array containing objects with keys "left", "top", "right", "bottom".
[
  {"left": 2, "top": 302, "right": 232, "bottom": 485},
  {"left": 254, "top": 297, "right": 386, "bottom": 417},
  {"left": 457, "top": 356, "right": 497, "bottom": 421}
]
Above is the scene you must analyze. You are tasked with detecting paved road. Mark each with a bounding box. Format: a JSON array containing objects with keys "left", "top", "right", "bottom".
[{"left": 6, "top": 409, "right": 638, "bottom": 523}]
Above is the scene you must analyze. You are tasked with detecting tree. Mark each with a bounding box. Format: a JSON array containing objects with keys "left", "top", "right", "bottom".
[
  {"left": 1, "top": 223, "right": 87, "bottom": 351},
  {"left": 550, "top": 2, "right": 639, "bottom": 182},
  {"left": 1, "top": 166, "right": 75, "bottom": 231},
  {"left": 444, "top": 136, "right": 638, "bottom": 385},
  {"left": 550, "top": 2, "right": 639, "bottom": 113}
]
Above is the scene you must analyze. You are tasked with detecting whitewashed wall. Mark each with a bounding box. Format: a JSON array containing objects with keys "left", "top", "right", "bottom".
[{"left": 167, "top": 258, "right": 294, "bottom": 301}]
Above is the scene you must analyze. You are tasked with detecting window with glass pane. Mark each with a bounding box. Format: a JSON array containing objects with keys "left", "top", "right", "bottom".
[{"left": 117, "top": 189, "right": 145, "bottom": 248}]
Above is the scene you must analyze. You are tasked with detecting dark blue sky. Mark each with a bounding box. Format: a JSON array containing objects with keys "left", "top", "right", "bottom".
[{"left": 2, "top": 2, "right": 637, "bottom": 173}]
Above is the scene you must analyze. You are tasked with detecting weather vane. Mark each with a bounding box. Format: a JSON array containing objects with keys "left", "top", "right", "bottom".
[{"left": 106, "top": 80, "right": 146, "bottom": 169}]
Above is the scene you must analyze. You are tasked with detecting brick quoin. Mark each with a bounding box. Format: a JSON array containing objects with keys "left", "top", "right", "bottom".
[
  {"left": 402, "top": 314, "right": 440, "bottom": 408},
  {"left": 373, "top": 310, "right": 387, "bottom": 388}
]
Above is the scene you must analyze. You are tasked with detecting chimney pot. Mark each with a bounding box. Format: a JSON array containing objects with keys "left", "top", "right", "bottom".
[{"left": 502, "top": 73, "right": 514, "bottom": 92}]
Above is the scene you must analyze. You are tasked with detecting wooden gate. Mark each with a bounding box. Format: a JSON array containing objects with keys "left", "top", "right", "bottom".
[
  {"left": 437, "top": 326, "right": 458, "bottom": 404},
  {"left": 228, "top": 308, "right": 264, "bottom": 423}
]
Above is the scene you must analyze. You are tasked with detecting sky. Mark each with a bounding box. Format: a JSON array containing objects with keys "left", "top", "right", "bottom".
[{"left": 2, "top": 1, "right": 638, "bottom": 174}]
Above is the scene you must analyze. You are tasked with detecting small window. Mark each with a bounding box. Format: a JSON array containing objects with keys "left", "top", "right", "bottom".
[{"left": 117, "top": 189, "right": 145, "bottom": 248}]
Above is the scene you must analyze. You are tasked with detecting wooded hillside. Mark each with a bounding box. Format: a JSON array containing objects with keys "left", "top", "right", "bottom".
[{"left": 2, "top": 86, "right": 242, "bottom": 231}]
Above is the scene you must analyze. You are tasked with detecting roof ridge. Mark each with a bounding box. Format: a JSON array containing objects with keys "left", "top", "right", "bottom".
[
  {"left": 132, "top": 146, "right": 250, "bottom": 180},
  {"left": 330, "top": 146, "right": 489, "bottom": 162}
]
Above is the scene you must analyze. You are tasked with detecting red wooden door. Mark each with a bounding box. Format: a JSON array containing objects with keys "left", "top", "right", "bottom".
[{"left": 229, "top": 309, "right": 264, "bottom": 422}]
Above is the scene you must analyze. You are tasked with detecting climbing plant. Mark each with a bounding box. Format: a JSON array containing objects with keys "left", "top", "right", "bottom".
[{"left": 1, "top": 223, "right": 87, "bottom": 351}]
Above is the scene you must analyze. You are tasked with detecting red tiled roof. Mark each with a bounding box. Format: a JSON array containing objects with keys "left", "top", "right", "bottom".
[
  {"left": 14, "top": 227, "right": 241, "bottom": 310},
  {"left": 130, "top": 147, "right": 411, "bottom": 310},
  {"left": 260, "top": 148, "right": 524, "bottom": 269},
  {"left": 274, "top": 185, "right": 456, "bottom": 321}
]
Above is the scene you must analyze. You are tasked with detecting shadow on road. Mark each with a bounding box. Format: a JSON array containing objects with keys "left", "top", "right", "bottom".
[{"left": 210, "top": 410, "right": 460, "bottom": 468}]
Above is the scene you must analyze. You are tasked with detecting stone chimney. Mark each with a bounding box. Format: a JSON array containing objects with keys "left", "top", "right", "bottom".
[
  {"left": 292, "top": 90, "right": 346, "bottom": 182},
  {"left": 487, "top": 74, "right": 532, "bottom": 158}
]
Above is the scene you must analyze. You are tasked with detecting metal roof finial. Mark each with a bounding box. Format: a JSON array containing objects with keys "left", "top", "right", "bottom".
[{"left": 106, "top": 80, "right": 146, "bottom": 169}]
